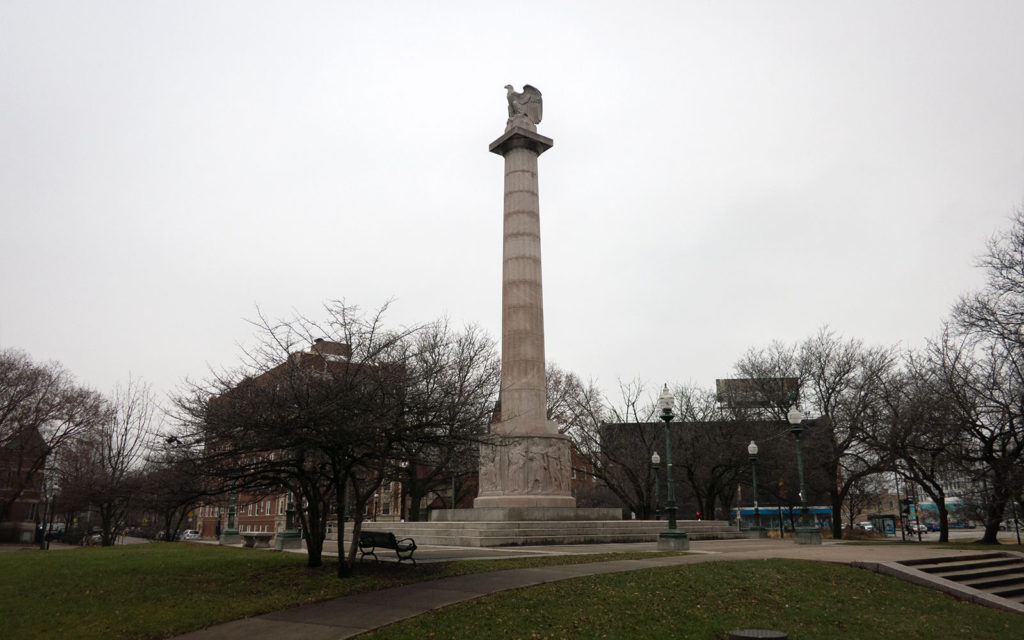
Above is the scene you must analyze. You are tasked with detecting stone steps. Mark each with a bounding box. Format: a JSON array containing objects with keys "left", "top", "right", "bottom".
[
  {"left": 336, "top": 520, "right": 742, "bottom": 547},
  {"left": 898, "top": 552, "right": 1024, "bottom": 607}
]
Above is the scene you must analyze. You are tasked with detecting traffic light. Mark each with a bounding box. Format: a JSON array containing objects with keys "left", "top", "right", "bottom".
[{"left": 900, "top": 498, "right": 912, "bottom": 516}]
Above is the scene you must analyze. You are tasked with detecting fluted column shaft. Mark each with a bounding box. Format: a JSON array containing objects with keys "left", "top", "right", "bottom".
[{"left": 498, "top": 143, "right": 550, "bottom": 434}]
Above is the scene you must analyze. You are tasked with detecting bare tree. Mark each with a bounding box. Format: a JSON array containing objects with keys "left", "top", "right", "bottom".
[
  {"left": 928, "top": 327, "right": 1024, "bottom": 544},
  {"left": 393, "top": 320, "right": 499, "bottom": 521},
  {"left": 872, "top": 348, "right": 963, "bottom": 541},
  {"left": 174, "top": 302, "right": 406, "bottom": 572},
  {"left": 136, "top": 446, "right": 206, "bottom": 542},
  {"left": 955, "top": 209, "right": 1024, "bottom": 344},
  {"left": 949, "top": 211, "right": 1024, "bottom": 543},
  {"left": 735, "top": 328, "right": 897, "bottom": 538},
  {"left": 0, "top": 350, "right": 105, "bottom": 532},
  {"left": 672, "top": 384, "right": 750, "bottom": 521},
  {"left": 839, "top": 473, "right": 889, "bottom": 531},
  {"left": 547, "top": 369, "right": 662, "bottom": 518},
  {"left": 174, "top": 301, "right": 497, "bottom": 577},
  {"left": 56, "top": 378, "right": 157, "bottom": 545}
]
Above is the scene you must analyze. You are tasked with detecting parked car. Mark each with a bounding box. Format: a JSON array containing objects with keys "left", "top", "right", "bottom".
[
  {"left": 1000, "top": 520, "right": 1021, "bottom": 531},
  {"left": 180, "top": 529, "right": 200, "bottom": 541},
  {"left": 906, "top": 523, "right": 927, "bottom": 534},
  {"left": 855, "top": 522, "right": 873, "bottom": 532}
]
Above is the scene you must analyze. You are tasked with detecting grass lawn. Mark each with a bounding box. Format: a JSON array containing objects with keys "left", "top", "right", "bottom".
[
  {"left": 0, "top": 543, "right": 679, "bottom": 639},
  {"left": 931, "top": 541, "right": 1024, "bottom": 553},
  {"left": 362, "top": 558, "right": 1022, "bottom": 640}
]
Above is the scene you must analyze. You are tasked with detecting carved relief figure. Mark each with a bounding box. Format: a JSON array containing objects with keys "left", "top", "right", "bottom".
[
  {"left": 527, "top": 446, "right": 544, "bottom": 493},
  {"left": 546, "top": 449, "right": 565, "bottom": 493},
  {"left": 508, "top": 440, "right": 527, "bottom": 492},
  {"left": 479, "top": 444, "right": 500, "bottom": 492}
]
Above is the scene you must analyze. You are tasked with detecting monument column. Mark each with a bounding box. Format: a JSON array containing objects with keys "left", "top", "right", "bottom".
[
  {"left": 474, "top": 86, "right": 575, "bottom": 510},
  {"left": 493, "top": 127, "right": 552, "bottom": 436}
]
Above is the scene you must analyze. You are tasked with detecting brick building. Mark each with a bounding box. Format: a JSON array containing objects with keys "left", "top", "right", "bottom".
[{"left": 0, "top": 427, "right": 46, "bottom": 543}]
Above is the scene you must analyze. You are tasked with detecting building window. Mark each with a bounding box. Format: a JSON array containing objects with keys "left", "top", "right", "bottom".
[
  {"left": 571, "top": 468, "right": 577, "bottom": 479},
  {"left": 266, "top": 499, "right": 271, "bottom": 514},
  {"left": 248, "top": 503, "right": 253, "bottom": 516}
]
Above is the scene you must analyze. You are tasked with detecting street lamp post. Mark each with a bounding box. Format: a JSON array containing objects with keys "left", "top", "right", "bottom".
[
  {"left": 747, "top": 440, "right": 767, "bottom": 537},
  {"left": 656, "top": 384, "right": 689, "bottom": 550},
  {"left": 275, "top": 491, "right": 302, "bottom": 550},
  {"left": 219, "top": 493, "right": 241, "bottom": 545},
  {"left": 651, "top": 451, "right": 661, "bottom": 520},
  {"left": 787, "top": 405, "right": 821, "bottom": 545}
]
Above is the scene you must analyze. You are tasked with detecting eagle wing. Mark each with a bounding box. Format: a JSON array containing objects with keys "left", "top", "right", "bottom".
[{"left": 520, "top": 84, "right": 543, "bottom": 124}]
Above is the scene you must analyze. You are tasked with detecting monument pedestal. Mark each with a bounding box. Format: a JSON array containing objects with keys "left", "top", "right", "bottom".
[
  {"left": 473, "top": 432, "right": 576, "bottom": 510},
  {"left": 219, "top": 529, "right": 240, "bottom": 545},
  {"left": 794, "top": 526, "right": 822, "bottom": 545},
  {"left": 274, "top": 530, "right": 302, "bottom": 550},
  {"left": 657, "top": 529, "right": 691, "bottom": 551}
]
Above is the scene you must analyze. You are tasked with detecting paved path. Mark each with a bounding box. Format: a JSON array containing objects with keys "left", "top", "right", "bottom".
[{"left": 175, "top": 538, "right": 995, "bottom": 640}]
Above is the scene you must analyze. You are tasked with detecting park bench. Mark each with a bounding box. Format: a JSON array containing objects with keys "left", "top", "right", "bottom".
[
  {"left": 358, "top": 531, "right": 417, "bottom": 565},
  {"left": 240, "top": 532, "right": 273, "bottom": 548}
]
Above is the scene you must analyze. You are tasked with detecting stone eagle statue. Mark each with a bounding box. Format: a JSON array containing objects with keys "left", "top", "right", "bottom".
[{"left": 505, "top": 84, "right": 543, "bottom": 131}]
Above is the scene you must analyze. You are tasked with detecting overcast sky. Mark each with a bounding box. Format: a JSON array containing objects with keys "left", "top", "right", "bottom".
[{"left": 2, "top": 1, "right": 1023, "bottom": 405}]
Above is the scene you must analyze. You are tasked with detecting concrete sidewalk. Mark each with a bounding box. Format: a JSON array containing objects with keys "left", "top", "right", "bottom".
[{"left": 175, "top": 538, "right": 992, "bottom": 640}]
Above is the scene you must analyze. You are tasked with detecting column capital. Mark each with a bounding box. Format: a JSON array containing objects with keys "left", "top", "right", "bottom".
[{"left": 489, "top": 127, "right": 554, "bottom": 157}]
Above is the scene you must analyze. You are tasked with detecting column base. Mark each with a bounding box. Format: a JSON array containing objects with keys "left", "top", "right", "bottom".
[
  {"left": 219, "top": 529, "right": 240, "bottom": 545},
  {"left": 743, "top": 528, "right": 770, "bottom": 539},
  {"left": 794, "top": 527, "right": 822, "bottom": 545},
  {"left": 274, "top": 530, "right": 302, "bottom": 550},
  {"left": 657, "top": 529, "right": 690, "bottom": 551}
]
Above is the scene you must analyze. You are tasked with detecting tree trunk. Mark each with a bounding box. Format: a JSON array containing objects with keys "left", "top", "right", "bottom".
[
  {"left": 979, "top": 495, "right": 1007, "bottom": 544},
  {"left": 831, "top": 492, "right": 845, "bottom": 540},
  {"left": 346, "top": 513, "right": 365, "bottom": 574},
  {"left": 99, "top": 503, "right": 120, "bottom": 546},
  {"left": 297, "top": 497, "right": 323, "bottom": 568},
  {"left": 336, "top": 476, "right": 351, "bottom": 578},
  {"left": 406, "top": 477, "right": 428, "bottom": 522}
]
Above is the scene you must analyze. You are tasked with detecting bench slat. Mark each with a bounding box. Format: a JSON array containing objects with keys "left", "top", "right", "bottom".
[{"left": 358, "top": 531, "right": 416, "bottom": 565}]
